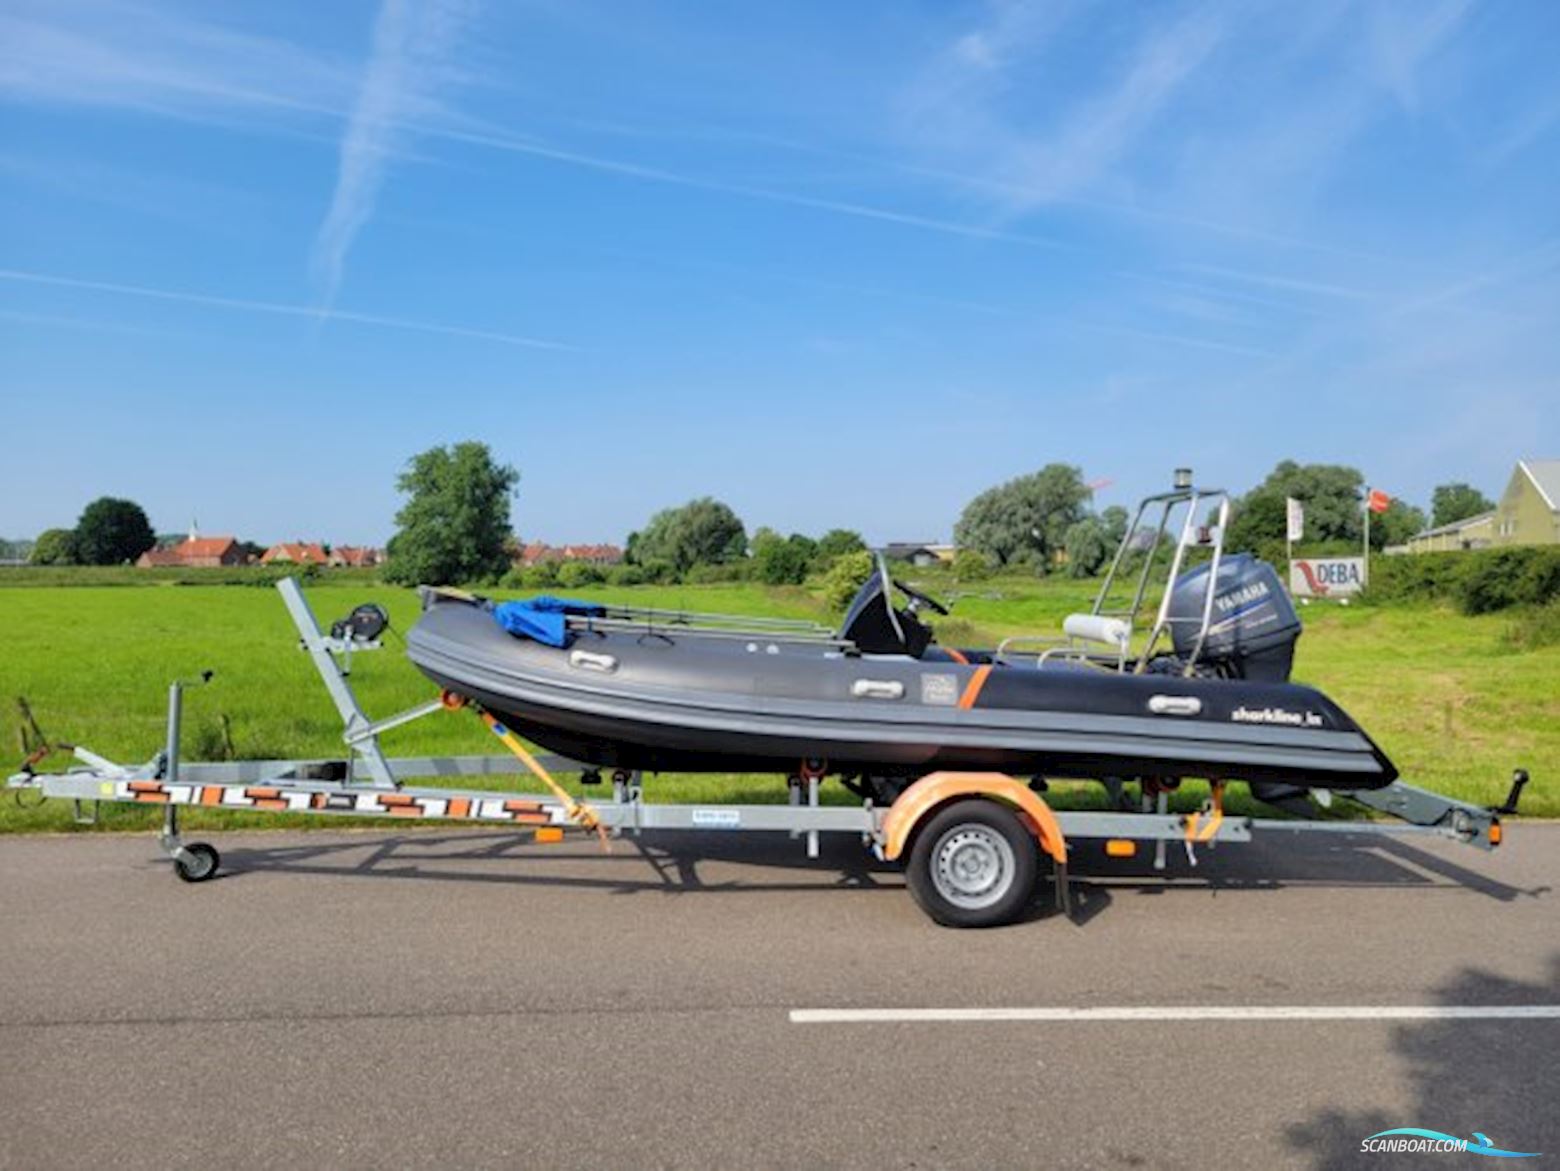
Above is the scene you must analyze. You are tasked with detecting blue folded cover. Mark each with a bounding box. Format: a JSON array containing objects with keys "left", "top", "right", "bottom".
[{"left": 492, "top": 596, "right": 607, "bottom": 648}]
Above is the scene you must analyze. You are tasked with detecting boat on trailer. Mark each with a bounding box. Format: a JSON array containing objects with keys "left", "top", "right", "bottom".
[
  {"left": 6, "top": 471, "right": 1533, "bottom": 927},
  {"left": 407, "top": 471, "right": 1392, "bottom": 804}
]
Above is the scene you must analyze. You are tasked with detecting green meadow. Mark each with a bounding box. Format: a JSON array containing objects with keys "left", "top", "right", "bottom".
[{"left": 1, "top": 572, "right": 1555, "bottom": 832}]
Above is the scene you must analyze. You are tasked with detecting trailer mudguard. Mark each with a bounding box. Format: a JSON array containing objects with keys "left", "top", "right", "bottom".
[{"left": 880, "top": 772, "right": 1068, "bottom": 866}]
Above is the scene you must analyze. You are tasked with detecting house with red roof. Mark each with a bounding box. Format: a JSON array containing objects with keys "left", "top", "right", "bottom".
[
  {"left": 260, "top": 542, "right": 330, "bottom": 566},
  {"left": 328, "top": 546, "right": 381, "bottom": 568},
  {"left": 515, "top": 541, "right": 622, "bottom": 567},
  {"left": 136, "top": 536, "right": 243, "bottom": 568}
]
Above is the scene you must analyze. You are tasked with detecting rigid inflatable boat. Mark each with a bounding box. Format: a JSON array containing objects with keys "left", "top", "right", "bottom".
[{"left": 406, "top": 476, "right": 1398, "bottom": 803}]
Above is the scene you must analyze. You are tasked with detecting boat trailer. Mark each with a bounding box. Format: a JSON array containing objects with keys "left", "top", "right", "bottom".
[{"left": 7, "top": 578, "right": 1532, "bottom": 927}]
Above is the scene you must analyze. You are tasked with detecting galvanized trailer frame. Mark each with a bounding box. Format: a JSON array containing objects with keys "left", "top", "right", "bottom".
[{"left": 6, "top": 578, "right": 1530, "bottom": 926}]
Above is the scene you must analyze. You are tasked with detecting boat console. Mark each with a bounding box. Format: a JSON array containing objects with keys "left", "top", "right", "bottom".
[{"left": 837, "top": 565, "right": 935, "bottom": 657}]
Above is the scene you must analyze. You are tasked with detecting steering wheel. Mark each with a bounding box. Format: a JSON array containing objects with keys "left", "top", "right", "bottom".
[{"left": 891, "top": 576, "right": 951, "bottom": 616}]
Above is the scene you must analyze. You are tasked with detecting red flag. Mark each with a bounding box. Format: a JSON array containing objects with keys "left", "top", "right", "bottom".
[{"left": 1367, "top": 488, "right": 1391, "bottom": 514}]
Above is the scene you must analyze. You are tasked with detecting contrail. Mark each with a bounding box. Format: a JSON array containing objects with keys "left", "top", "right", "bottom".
[
  {"left": 313, "top": 0, "right": 473, "bottom": 306},
  {"left": 424, "top": 122, "right": 1063, "bottom": 250},
  {"left": 0, "top": 268, "right": 574, "bottom": 350}
]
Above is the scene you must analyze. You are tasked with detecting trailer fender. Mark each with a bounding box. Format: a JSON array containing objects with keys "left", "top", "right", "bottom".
[{"left": 881, "top": 772, "right": 1067, "bottom": 867}]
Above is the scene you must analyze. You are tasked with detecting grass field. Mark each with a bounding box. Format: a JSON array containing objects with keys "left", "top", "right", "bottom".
[{"left": 1, "top": 573, "right": 1555, "bottom": 833}]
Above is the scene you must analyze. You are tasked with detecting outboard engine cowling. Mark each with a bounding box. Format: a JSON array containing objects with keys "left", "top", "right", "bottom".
[{"left": 1165, "top": 554, "right": 1300, "bottom": 681}]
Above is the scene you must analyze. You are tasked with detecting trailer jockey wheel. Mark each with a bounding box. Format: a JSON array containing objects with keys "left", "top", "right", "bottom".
[
  {"left": 173, "top": 842, "right": 221, "bottom": 883},
  {"left": 906, "top": 800, "right": 1037, "bottom": 928}
]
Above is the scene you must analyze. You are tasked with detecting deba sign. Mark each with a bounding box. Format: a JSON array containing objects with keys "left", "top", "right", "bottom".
[{"left": 1291, "top": 557, "right": 1366, "bottom": 598}]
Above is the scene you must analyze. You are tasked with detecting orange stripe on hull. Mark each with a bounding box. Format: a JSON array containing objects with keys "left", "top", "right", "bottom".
[{"left": 957, "top": 665, "right": 992, "bottom": 710}]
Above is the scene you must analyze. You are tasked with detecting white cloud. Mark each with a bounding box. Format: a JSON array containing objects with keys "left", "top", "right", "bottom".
[
  {"left": 0, "top": 0, "right": 359, "bottom": 123},
  {"left": 899, "top": 2, "right": 1225, "bottom": 209}
]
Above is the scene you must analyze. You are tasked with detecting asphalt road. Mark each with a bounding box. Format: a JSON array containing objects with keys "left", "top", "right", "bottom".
[{"left": 2, "top": 823, "right": 1556, "bottom": 1170}]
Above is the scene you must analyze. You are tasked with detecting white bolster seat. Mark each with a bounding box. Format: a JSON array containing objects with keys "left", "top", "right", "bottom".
[{"left": 1062, "top": 613, "right": 1130, "bottom": 649}]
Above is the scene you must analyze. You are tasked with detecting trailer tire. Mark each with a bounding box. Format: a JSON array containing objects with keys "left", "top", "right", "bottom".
[
  {"left": 174, "top": 842, "right": 221, "bottom": 883},
  {"left": 906, "top": 799, "right": 1037, "bottom": 928}
]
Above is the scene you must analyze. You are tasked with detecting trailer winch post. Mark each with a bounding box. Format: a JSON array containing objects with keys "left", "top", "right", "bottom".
[{"left": 276, "top": 576, "right": 397, "bottom": 789}]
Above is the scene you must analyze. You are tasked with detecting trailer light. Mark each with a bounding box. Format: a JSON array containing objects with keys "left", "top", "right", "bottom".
[
  {"left": 535, "top": 827, "right": 565, "bottom": 844},
  {"left": 1105, "top": 839, "right": 1136, "bottom": 857}
]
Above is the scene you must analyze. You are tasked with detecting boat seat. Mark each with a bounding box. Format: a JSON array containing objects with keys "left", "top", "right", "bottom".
[{"left": 1062, "top": 613, "right": 1130, "bottom": 652}]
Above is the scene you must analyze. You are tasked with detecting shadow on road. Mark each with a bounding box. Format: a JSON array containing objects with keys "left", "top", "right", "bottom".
[
  {"left": 1066, "top": 830, "right": 1546, "bottom": 903},
  {"left": 1283, "top": 953, "right": 1560, "bottom": 1169},
  {"left": 210, "top": 823, "right": 1546, "bottom": 925}
]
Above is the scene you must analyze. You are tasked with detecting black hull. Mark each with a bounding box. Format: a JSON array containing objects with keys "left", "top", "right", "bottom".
[{"left": 407, "top": 596, "right": 1397, "bottom": 790}]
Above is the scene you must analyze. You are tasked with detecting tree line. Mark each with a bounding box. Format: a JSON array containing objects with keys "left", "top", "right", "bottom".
[
  {"left": 14, "top": 441, "right": 1503, "bottom": 587},
  {"left": 371, "top": 444, "right": 1513, "bottom": 588},
  {"left": 28, "top": 499, "right": 157, "bottom": 566}
]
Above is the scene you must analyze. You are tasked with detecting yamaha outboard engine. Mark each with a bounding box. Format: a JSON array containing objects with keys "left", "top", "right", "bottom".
[{"left": 1165, "top": 554, "right": 1300, "bottom": 681}]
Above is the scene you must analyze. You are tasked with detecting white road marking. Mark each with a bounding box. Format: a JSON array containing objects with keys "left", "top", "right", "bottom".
[{"left": 789, "top": 1005, "right": 1560, "bottom": 1024}]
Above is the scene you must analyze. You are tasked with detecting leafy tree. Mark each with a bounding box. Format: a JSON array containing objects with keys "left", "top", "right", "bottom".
[
  {"left": 951, "top": 548, "right": 992, "bottom": 581},
  {"left": 1227, "top": 461, "right": 1430, "bottom": 554},
  {"left": 1373, "top": 499, "right": 1426, "bottom": 550},
  {"left": 823, "top": 549, "right": 875, "bottom": 611},
  {"left": 749, "top": 526, "right": 782, "bottom": 557},
  {"left": 753, "top": 532, "right": 816, "bottom": 585},
  {"left": 607, "top": 563, "right": 647, "bottom": 587},
  {"left": 522, "top": 561, "right": 559, "bottom": 589},
  {"left": 953, "top": 464, "right": 1091, "bottom": 569},
  {"left": 30, "top": 528, "right": 79, "bottom": 565},
  {"left": 74, "top": 497, "right": 155, "bottom": 565},
  {"left": 1227, "top": 462, "right": 1366, "bottom": 552},
  {"left": 1063, "top": 516, "right": 1113, "bottom": 578},
  {"left": 556, "top": 560, "right": 604, "bottom": 589},
  {"left": 815, "top": 528, "right": 866, "bottom": 565},
  {"left": 1431, "top": 482, "right": 1495, "bottom": 528},
  {"left": 627, "top": 497, "right": 746, "bottom": 572},
  {"left": 383, "top": 442, "right": 518, "bottom": 586},
  {"left": 1100, "top": 505, "right": 1129, "bottom": 547}
]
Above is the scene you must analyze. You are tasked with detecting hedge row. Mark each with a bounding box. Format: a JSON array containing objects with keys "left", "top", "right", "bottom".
[
  {"left": 1365, "top": 547, "right": 1560, "bottom": 614},
  {"left": 0, "top": 564, "right": 382, "bottom": 588}
]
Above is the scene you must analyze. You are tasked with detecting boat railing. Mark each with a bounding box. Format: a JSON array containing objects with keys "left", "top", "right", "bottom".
[
  {"left": 593, "top": 604, "right": 833, "bottom": 632},
  {"left": 1088, "top": 470, "right": 1232, "bottom": 678},
  {"left": 992, "top": 635, "right": 1124, "bottom": 672},
  {"left": 566, "top": 611, "right": 852, "bottom": 648}
]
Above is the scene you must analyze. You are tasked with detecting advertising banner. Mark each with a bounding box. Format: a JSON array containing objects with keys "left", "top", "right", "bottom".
[{"left": 1290, "top": 557, "right": 1366, "bottom": 598}]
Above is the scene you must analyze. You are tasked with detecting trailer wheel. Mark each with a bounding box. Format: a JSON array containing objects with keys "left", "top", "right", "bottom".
[
  {"left": 174, "top": 842, "right": 221, "bottom": 883},
  {"left": 906, "top": 800, "right": 1037, "bottom": 928}
]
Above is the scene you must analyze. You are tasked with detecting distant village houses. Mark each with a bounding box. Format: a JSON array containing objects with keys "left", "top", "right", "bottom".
[
  {"left": 132, "top": 529, "right": 382, "bottom": 569},
  {"left": 260, "top": 542, "right": 330, "bottom": 566},
  {"left": 136, "top": 536, "right": 244, "bottom": 568},
  {"left": 255, "top": 543, "right": 383, "bottom": 567},
  {"left": 516, "top": 541, "right": 624, "bottom": 567},
  {"left": 329, "top": 546, "right": 381, "bottom": 568}
]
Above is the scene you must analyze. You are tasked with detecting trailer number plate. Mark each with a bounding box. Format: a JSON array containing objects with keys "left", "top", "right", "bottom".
[{"left": 692, "top": 809, "right": 742, "bottom": 829}]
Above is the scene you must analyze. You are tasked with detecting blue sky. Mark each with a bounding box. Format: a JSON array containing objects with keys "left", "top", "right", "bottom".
[{"left": 2, "top": 0, "right": 1557, "bottom": 546}]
